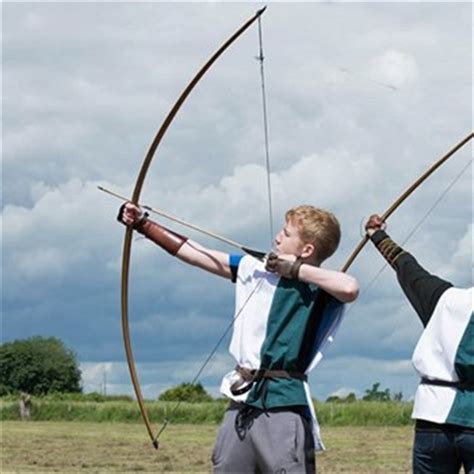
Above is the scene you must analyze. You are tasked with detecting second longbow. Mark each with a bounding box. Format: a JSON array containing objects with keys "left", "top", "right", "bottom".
[{"left": 341, "top": 131, "right": 473, "bottom": 273}]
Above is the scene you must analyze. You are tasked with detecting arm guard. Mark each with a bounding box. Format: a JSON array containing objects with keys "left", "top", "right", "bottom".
[
  {"left": 136, "top": 217, "right": 188, "bottom": 256},
  {"left": 370, "top": 230, "right": 406, "bottom": 268}
]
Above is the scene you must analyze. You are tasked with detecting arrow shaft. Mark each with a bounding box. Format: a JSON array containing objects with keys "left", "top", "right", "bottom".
[{"left": 99, "top": 185, "right": 260, "bottom": 255}]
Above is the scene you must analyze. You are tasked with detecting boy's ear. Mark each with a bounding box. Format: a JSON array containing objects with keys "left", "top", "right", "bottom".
[{"left": 300, "top": 243, "right": 315, "bottom": 260}]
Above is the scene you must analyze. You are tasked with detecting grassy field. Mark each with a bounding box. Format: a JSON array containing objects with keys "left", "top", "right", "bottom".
[
  {"left": 1, "top": 421, "right": 413, "bottom": 473},
  {"left": 0, "top": 399, "right": 413, "bottom": 426}
]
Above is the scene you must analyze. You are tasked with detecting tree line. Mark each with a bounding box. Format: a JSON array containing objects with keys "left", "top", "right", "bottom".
[{"left": 1, "top": 336, "right": 403, "bottom": 402}]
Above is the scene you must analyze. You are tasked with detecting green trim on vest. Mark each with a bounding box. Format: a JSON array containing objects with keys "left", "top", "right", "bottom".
[
  {"left": 246, "top": 278, "right": 316, "bottom": 409},
  {"left": 446, "top": 312, "right": 474, "bottom": 428}
]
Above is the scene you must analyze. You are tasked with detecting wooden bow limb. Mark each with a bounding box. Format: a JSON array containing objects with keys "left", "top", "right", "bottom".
[
  {"left": 341, "top": 131, "right": 474, "bottom": 273},
  {"left": 119, "top": 6, "right": 267, "bottom": 449}
]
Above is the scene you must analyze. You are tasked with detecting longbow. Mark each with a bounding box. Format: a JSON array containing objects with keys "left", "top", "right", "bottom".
[{"left": 121, "top": 7, "right": 266, "bottom": 449}]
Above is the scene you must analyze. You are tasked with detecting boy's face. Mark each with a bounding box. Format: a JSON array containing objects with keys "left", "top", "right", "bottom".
[{"left": 273, "top": 219, "right": 306, "bottom": 257}]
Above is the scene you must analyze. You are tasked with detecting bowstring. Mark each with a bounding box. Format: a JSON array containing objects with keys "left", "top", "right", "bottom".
[
  {"left": 257, "top": 15, "right": 274, "bottom": 245},
  {"left": 155, "top": 18, "right": 276, "bottom": 443},
  {"left": 154, "top": 278, "right": 265, "bottom": 443},
  {"left": 344, "top": 157, "right": 472, "bottom": 318}
]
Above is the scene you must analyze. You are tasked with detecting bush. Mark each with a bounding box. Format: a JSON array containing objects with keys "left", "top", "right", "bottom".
[
  {"left": 0, "top": 337, "right": 81, "bottom": 395},
  {"left": 158, "top": 382, "right": 213, "bottom": 403}
]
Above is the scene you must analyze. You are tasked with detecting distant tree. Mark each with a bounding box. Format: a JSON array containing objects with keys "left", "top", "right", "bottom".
[
  {"left": 392, "top": 391, "right": 404, "bottom": 402},
  {"left": 362, "top": 382, "right": 391, "bottom": 402},
  {"left": 0, "top": 336, "right": 82, "bottom": 395},
  {"left": 158, "top": 382, "right": 212, "bottom": 402},
  {"left": 326, "top": 392, "right": 357, "bottom": 403},
  {"left": 0, "top": 384, "right": 11, "bottom": 397},
  {"left": 344, "top": 392, "right": 357, "bottom": 403}
]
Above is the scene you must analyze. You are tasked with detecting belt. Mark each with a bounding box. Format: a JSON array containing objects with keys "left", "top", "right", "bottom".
[
  {"left": 420, "top": 377, "right": 474, "bottom": 390},
  {"left": 228, "top": 399, "right": 309, "bottom": 416},
  {"left": 416, "top": 419, "right": 474, "bottom": 432},
  {"left": 230, "top": 366, "right": 307, "bottom": 396}
]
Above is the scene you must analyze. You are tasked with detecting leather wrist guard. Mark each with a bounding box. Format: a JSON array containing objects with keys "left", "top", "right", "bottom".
[
  {"left": 370, "top": 230, "right": 406, "bottom": 268},
  {"left": 290, "top": 257, "right": 303, "bottom": 280},
  {"left": 265, "top": 253, "right": 303, "bottom": 280},
  {"left": 136, "top": 219, "right": 188, "bottom": 256}
]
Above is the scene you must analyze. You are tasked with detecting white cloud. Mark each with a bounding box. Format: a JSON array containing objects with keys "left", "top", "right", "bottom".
[
  {"left": 3, "top": 2, "right": 471, "bottom": 404},
  {"left": 81, "top": 352, "right": 235, "bottom": 399},
  {"left": 439, "top": 223, "right": 473, "bottom": 285},
  {"left": 3, "top": 178, "right": 120, "bottom": 286},
  {"left": 368, "top": 49, "right": 418, "bottom": 89},
  {"left": 311, "top": 355, "right": 418, "bottom": 401},
  {"left": 327, "top": 387, "right": 358, "bottom": 398},
  {"left": 81, "top": 353, "right": 417, "bottom": 402}
]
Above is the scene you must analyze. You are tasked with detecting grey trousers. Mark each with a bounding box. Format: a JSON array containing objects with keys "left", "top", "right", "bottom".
[{"left": 212, "top": 405, "right": 315, "bottom": 474}]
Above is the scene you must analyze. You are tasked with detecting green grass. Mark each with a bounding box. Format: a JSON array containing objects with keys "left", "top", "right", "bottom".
[
  {"left": 1, "top": 398, "right": 414, "bottom": 426},
  {"left": 1, "top": 421, "right": 413, "bottom": 473},
  {"left": 316, "top": 400, "right": 413, "bottom": 426}
]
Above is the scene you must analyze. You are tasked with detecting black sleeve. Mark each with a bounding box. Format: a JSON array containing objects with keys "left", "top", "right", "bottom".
[{"left": 370, "top": 230, "right": 453, "bottom": 326}]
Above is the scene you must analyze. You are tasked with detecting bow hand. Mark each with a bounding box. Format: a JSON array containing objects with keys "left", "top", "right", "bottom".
[
  {"left": 265, "top": 252, "right": 303, "bottom": 280},
  {"left": 117, "top": 202, "right": 148, "bottom": 229},
  {"left": 364, "top": 214, "right": 387, "bottom": 237}
]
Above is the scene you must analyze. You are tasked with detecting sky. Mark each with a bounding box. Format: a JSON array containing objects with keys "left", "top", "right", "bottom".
[{"left": 2, "top": 1, "right": 473, "bottom": 406}]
